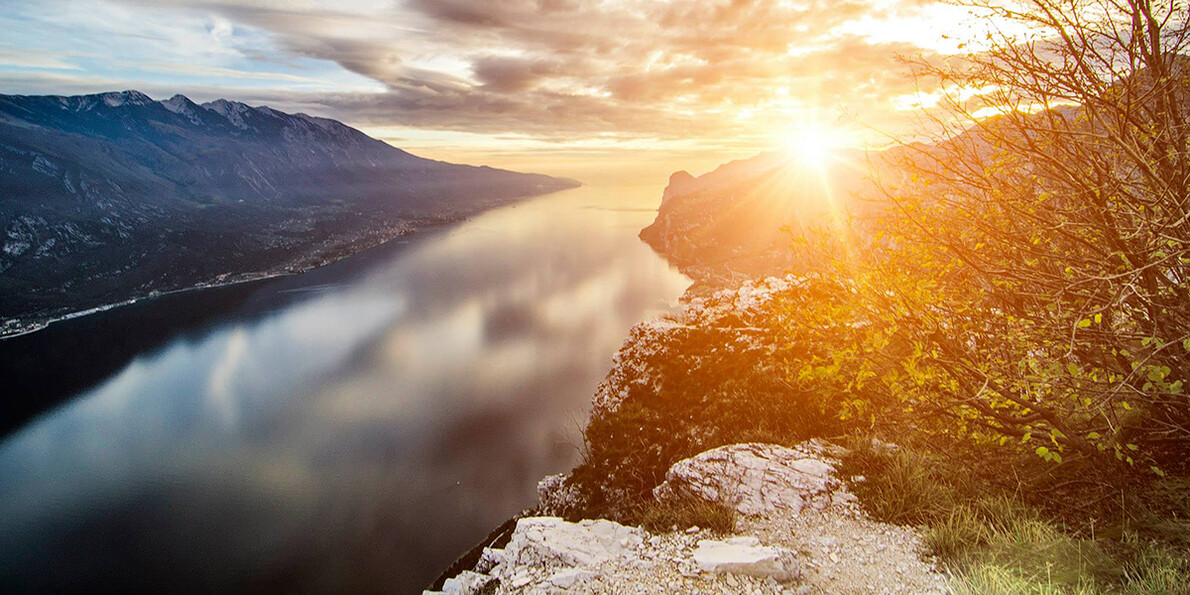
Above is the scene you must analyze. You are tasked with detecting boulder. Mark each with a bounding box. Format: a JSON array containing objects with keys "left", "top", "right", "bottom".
[
  {"left": 498, "top": 517, "right": 645, "bottom": 571},
  {"left": 653, "top": 442, "right": 854, "bottom": 515}
]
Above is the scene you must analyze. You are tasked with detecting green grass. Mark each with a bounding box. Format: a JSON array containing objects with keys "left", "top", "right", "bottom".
[
  {"left": 842, "top": 440, "right": 959, "bottom": 525},
  {"left": 841, "top": 437, "right": 1190, "bottom": 595},
  {"left": 951, "top": 562, "right": 1100, "bottom": 595},
  {"left": 1120, "top": 542, "right": 1190, "bottom": 595}
]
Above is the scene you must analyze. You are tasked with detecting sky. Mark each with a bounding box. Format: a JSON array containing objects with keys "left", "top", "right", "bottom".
[{"left": 0, "top": 0, "right": 997, "bottom": 183}]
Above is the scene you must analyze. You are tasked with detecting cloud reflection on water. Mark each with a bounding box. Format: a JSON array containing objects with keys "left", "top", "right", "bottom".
[{"left": 0, "top": 184, "right": 689, "bottom": 593}]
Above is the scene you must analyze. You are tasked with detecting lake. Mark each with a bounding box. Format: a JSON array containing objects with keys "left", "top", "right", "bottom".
[{"left": 0, "top": 183, "right": 690, "bottom": 594}]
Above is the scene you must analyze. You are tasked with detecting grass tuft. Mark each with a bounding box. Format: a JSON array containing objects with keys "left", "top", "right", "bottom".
[
  {"left": 841, "top": 437, "right": 958, "bottom": 525},
  {"left": 634, "top": 497, "right": 737, "bottom": 535},
  {"left": 951, "top": 562, "right": 1101, "bottom": 595}
]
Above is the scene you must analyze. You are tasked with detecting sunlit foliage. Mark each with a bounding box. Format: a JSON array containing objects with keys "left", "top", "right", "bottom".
[{"left": 800, "top": 0, "right": 1190, "bottom": 474}]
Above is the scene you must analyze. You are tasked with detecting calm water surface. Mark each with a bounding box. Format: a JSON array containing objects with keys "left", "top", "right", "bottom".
[{"left": 0, "top": 184, "right": 689, "bottom": 594}]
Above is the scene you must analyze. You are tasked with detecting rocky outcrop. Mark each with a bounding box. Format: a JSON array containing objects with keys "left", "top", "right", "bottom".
[
  {"left": 590, "top": 275, "right": 802, "bottom": 419},
  {"left": 640, "top": 149, "right": 880, "bottom": 288},
  {"left": 660, "top": 170, "right": 697, "bottom": 206},
  {"left": 431, "top": 266, "right": 947, "bottom": 594},
  {"left": 500, "top": 517, "right": 645, "bottom": 570},
  {"left": 437, "top": 571, "right": 497, "bottom": 595},
  {"left": 429, "top": 442, "right": 949, "bottom": 595},
  {"left": 654, "top": 441, "right": 856, "bottom": 516}
]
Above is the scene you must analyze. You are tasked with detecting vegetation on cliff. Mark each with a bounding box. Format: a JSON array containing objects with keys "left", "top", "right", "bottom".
[{"left": 559, "top": 0, "right": 1190, "bottom": 591}]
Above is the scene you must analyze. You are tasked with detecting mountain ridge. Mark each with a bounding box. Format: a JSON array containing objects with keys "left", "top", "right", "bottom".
[{"left": 0, "top": 90, "right": 579, "bottom": 336}]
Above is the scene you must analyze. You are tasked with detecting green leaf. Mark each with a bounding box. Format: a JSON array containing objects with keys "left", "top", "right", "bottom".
[
  {"left": 1035, "top": 446, "right": 1049, "bottom": 457},
  {"left": 1093, "top": 313, "right": 1102, "bottom": 324},
  {"left": 1151, "top": 466, "right": 1166, "bottom": 477},
  {"left": 1077, "top": 319, "right": 1092, "bottom": 328}
]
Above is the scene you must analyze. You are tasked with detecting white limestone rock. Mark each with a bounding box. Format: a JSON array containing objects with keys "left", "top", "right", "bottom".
[
  {"left": 439, "top": 570, "right": 496, "bottom": 595},
  {"left": 546, "top": 568, "right": 600, "bottom": 588},
  {"left": 535, "top": 473, "right": 580, "bottom": 516},
  {"left": 497, "top": 517, "right": 645, "bottom": 572},
  {"left": 653, "top": 442, "right": 852, "bottom": 516},
  {"left": 473, "top": 547, "right": 504, "bottom": 574},
  {"left": 693, "top": 536, "right": 799, "bottom": 581}
]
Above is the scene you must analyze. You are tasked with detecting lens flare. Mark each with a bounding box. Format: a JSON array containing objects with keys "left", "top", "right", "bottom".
[{"left": 782, "top": 125, "right": 837, "bottom": 168}]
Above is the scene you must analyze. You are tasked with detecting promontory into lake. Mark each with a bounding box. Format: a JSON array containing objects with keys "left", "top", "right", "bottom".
[{"left": 2, "top": 2, "right": 1188, "bottom": 594}]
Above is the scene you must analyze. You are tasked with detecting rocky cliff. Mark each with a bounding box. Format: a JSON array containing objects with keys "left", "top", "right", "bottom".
[
  {"left": 427, "top": 277, "right": 951, "bottom": 594},
  {"left": 639, "top": 149, "right": 880, "bottom": 288}
]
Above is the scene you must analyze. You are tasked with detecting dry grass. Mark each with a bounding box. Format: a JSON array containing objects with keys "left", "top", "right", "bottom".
[{"left": 634, "top": 497, "right": 737, "bottom": 535}]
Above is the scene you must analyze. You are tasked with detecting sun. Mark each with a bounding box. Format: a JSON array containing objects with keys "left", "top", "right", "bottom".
[{"left": 781, "top": 124, "right": 838, "bottom": 168}]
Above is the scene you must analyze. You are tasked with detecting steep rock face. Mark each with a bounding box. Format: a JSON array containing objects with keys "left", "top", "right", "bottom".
[
  {"left": 0, "top": 90, "right": 578, "bottom": 332},
  {"left": 639, "top": 149, "right": 876, "bottom": 285},
  {"left": 590, "top": 275, "right": 801, "bottom": 419},
  {"left": 660, "top": 170, "right": 696, "bottom": 206}
]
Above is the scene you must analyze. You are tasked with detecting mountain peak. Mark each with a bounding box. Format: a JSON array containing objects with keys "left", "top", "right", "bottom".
[
  {"left": 201, "top": 98, "right": 252, "bottom": 129},
  {"left": 162, "top": 93, "right": 192, "bottom": 106},
  {"left": 662, "top": 170, "right": 697, "bottom": 203},
  {"left": 97, "top": 90, "right": 154, "bottom": 107},
  {"left": 161, "top": 94, "right": 203, "bottom": 123}
]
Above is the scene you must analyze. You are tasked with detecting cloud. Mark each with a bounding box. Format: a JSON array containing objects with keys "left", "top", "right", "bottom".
[{"left": 1, "top": 0, "right": 965, "bottom": 147}]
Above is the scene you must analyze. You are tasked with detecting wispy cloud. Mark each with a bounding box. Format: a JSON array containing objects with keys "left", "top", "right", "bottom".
[{"left": 0, "top": 0, "right": 990, "bottom": 171}]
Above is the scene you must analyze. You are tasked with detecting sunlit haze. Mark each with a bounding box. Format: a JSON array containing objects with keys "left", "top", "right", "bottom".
[
  {"left": 0, "top": 0, "right": 1009, "bottom": 182},
  {"left": 4, "top": 0, "right": 1189, "bottom": 592}
]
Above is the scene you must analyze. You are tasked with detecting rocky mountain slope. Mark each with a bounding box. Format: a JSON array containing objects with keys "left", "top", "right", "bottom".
[{"left": 0, "top": 90, "right": 578, "bottom": 335}]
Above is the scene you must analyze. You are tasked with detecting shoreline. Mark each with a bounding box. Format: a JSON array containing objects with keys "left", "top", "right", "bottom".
[
  {"left": 1, "top": 184, "right": 585, "bottom": 341},
  {"left": 0, "top": 219, "right": 449, "bottom": 341},
  {"left": 1, "top": 269, "right": 314, "bottom": 340}
]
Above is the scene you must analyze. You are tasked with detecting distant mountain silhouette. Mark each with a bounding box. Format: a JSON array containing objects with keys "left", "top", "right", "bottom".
[
  {"left": 0, "top": 90, "right": 578, "bottom": 333},
  {"left": 640, "top": 149, "right": 877, "bottom": 287}
]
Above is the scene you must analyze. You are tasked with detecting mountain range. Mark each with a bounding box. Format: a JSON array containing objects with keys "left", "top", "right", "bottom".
[{"left": 0, "top": 90, "right": 578, "bottom": 335}]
